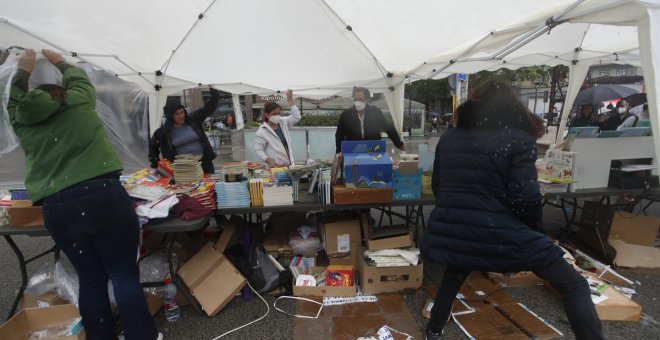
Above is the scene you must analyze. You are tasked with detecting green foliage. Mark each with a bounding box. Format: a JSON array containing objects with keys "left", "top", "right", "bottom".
[
  {"left": 296, "top": 114, "right": 340, "bottom": 127},
  {"left": 468, "top": 65, "right": 568, "bottom": 91},
  {"left": 243, "top": 121, "right": 261, "bottom": 129},
  {"left": 405, "top": 79, "right": 451, "bottom": 110}
]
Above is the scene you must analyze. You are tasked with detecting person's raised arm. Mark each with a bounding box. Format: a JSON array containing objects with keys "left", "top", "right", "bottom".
[
  {"left": 285, "top": 89, "right": 301, "bottom": 127},
  {"left": 7, "top": 49, "right": 35, "bottom": 122},
  {"left": 43, "top": 49, "right": 96, "bottom": 107},
  {"left": 189, "top": 87, "right": 221, "bottom": 122}
]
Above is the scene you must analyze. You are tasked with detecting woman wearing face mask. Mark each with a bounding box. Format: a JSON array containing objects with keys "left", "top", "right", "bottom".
[
  {"left": 255, "top": 89, "right": 300, "bottom": 168},
  {"left": 599, "top": 99, "right": 638, "bottom": 131}
]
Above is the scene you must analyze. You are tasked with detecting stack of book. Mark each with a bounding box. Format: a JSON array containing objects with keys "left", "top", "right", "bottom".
[
  {"left": 262, "top": 183, "right": 293, "bottom": 207},
  {"left": 172, "top": 154, "right": 203, "bottom": 183},
  {"left": 187, "top": 183, "right": 217, "bottom": 209},
  {"left": 222, "top": 161, "right": 249, "bottom": 178},
  {"left": 215, "top": 181, "right": 250, "bottom": 209},
  {"left": 288, "top": 256, "right": 316, "bottom": 281},
  {"left": 249, "top": 178, "right": 264, "bottom": 207}
]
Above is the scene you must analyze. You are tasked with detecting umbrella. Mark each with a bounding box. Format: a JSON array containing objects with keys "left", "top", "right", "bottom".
[
  {"left": 624, "top": 93, "right": 647, "bottom": 108},
  {"left": 573, "top": 84, "right": 638, "bottom": 106}
]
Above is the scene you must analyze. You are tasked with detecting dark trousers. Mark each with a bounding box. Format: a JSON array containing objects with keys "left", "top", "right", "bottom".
[
  {"left": 42, "top": 179, "right": 158, "bottom": 340},
  {"left": 429, "top": 257, "right": 604, "bottom": 340}
]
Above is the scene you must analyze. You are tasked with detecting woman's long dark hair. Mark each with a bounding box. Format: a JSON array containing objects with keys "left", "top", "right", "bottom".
[{"left": 455, "top": 80, "right": 544, "bottom": 139}]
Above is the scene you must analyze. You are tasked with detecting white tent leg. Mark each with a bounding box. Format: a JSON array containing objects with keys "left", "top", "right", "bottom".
[
  {"left": 638, "top": 9, "right": 660, "bottom": 166},
  {"left": 148, "top": 92, "right": 167, "bottom": 136},
  {"left": 555, "top": 63, "right": 590, "bottom": 144},
  {"left": 382, "top": 83, "right": 405, "bottom": 135}
]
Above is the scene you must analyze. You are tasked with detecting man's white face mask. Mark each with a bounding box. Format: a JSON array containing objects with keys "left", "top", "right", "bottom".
[
  {"left": 269, "top": 114, "right": 281, "bottom": 124},
  {"left": 354, "top": 101, "right": 367, "bottom": 111},
  {"left": 618, "top": 107, "right": 626, "bottom": 114}
]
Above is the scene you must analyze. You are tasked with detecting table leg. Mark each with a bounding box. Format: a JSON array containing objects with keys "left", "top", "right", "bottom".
[{"left": 4, "top": 235, "right": 27, "bottom": 321}]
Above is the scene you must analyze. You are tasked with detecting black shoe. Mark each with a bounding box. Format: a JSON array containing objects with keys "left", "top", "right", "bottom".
[{"left": 425, "top": 326, "right": 443, "bottom": 340}]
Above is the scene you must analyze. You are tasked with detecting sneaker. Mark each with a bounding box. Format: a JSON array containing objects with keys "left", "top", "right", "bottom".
[{"left": 425, "top": 326, "right": 443, "bottom": 340}]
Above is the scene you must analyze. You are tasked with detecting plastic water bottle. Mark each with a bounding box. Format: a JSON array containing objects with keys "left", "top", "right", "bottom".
[{"left": 162, "top": 277, "right": 180, "bottom": 322}]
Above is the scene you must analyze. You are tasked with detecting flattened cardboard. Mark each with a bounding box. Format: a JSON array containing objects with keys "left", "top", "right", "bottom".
[
  {"left": 177, "top": 219, "right": 246, "bottom": 317},
  {"left": 544, "top": 272, "right": 641, "bottom": 321},
  {"left": 366, "top": 224, "right": 413, "bottom": 251},
  {"left": 318, "top": 219, "right": 362, "bottom": 255},
  {"left": 357, "top": 251, "right": 423, "bottom": 295},
  {"left": 609, "top": 239, "right": 660, "bottom": 269},
  {"left": 293, "top": 293, "right": 423, "bottom": 340},
  {"left": 609, "top": 212, "right": 660, "bottom": 247},
  {"left": 450, "top": 273, "right": 562, "bottom": 339},
  {"left": 0, "top": 304, "right": 85, "bottom": 340},
  {"left": 488, "top": 272, "right": 544, "bottom": 287},
  {"left": 8, "top": 206, "right": 44, "bottom": 227}
]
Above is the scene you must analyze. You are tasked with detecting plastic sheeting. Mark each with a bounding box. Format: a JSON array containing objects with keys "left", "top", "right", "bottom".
[{"left": 0, "top": 51, "right": 149, "bottom": 186}]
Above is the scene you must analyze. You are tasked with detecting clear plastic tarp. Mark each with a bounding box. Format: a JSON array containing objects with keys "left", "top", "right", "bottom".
[{"left": 0, "top": 51, "right": 149, "bottom": 187}]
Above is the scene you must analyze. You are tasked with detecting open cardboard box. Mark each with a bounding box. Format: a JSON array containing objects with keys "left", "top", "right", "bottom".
[
  {"left": 177, "top": 216, "right": 246, "bottom": 317},
  {"left": 364, "top": 224, "right": 414, "bottom": 251},
  {"left": 357, "top": 248, "right": 423, "bottom": 295},
  {"left": 607, "top": 212, "right": 660, "bottom": 269},
  {"left": 0, "top": 304, "right": 85, "bottom": 340},
  {"left": 19, "top": 292, "right": 68, "bottom": 310},
  {"left": 292, "top": 266, "right": 357, "bottom": 297}
]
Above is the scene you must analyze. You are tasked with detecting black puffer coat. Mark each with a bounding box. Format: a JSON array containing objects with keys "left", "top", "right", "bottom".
[{"left": 422, "top": 127, "right": 564, "bottom": 272}]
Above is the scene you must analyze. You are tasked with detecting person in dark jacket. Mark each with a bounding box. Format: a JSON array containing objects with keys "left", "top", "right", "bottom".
[
  {"left": 570, "top": 104, "right": 599, "bottom": 128},
  {"left": 149, "top": 88, "right": 220, "bottom": 173},
  {"left": 423, "top": 81, "right": 603, "bottom": 340},
  {"left": 335, "top": 87, "right": 405, "bottom": 153},
  {"left": 599, "top": 99, "right": 637, "bottom": 131}
]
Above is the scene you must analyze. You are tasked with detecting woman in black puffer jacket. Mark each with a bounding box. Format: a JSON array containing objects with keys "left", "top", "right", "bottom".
[{"left": 422, "top": 81, "right": 603, "bottom": 340}]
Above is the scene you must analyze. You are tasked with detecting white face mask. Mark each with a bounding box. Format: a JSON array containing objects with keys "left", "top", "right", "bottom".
[
  {"left": 354, "top": 101, "right": 367, "bottom": 111},
  {"left": 617, "top": 107, "right": 626, "bottom": 114},
  {"left": 268, "top": 115, "right": 281, "bottom": 124}
]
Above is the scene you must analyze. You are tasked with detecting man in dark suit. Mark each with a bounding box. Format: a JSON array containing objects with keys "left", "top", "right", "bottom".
[{"left": 335, "top": 87, "right": 405, "bottom": 153}]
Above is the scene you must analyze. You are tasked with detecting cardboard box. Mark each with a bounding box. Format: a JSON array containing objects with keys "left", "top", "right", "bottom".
[
  {"left": 293, "top": 267, "right": 357, "bottom": 297},
  {"left": 333, "top": 185, "right": 392, "bottom": 205},
  {"left": 8, "top": 206, "right": 44, "bottom": 227},
  {"left": 487, "top": 271, "right": 544, "bottom": 287},
  {"left": 0, "top": 304, "right": 85, "bottom": 340},
  {"left": 357, "top": 251, "right": 423, "bottom": 295},
  {"left": 366, "top": 224, "right": 414, "bottom": 251},
  {"left": 608, "top": 212, "right": 660, "bottom": 269},
  {"left": 392, "top": 168, "right": 422, "bottom": 200},
  {"left": 177, "top": 217, "right": 246, "bottom": 317},
  {"left": 318, "top": 219, "right": 362, "bottom": 255},
  {"left": 19, "top": 292, "right": 68, "bottom": 310},
  {"left": 341, "top": 140, "right": 393, "bottom": 188}
]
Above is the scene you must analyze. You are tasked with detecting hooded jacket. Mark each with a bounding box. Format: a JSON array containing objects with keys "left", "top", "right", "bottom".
[
  {"left": 254, "top": 105, "right": 301, "bottom": 167},
  {"left": 423, "top": 127, "right": 564, "bottom": 272},
  {"left": 149, "top": 89, "right": 220, "bottom": 173},
  {"left": 8, "top": 62, "right": 123, "bottom": 203}
]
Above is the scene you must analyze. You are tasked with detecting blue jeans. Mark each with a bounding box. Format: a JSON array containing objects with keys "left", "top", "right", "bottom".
[
  {"left": 429, "top": 257, "right": 604, "bottom": 340},
  {"left": 42, "top": 178, "right": 158, "bottom": 340}
]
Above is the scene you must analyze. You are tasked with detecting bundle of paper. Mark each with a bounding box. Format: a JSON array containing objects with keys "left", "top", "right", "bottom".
[
  {"left": 363, "top": 248, "right": 420, "bottom": 267},
  {"left": 222, "top": 161, "right": 249, "bottom": 177},
  {"left": 172, "top": 154, "right": 203, "bottom": 183},
  {"left": 215, "top": 181, "right": 250, "bottom": 208}
]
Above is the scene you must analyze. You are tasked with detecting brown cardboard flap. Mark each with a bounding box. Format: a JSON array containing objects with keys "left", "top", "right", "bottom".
[
  {"left": 333, "top": 185, "right": 392, "bottom": 205},
  {"left": 609, "top": 239, "right": 660, "bottom": 269},
  {"left": 398, "top": 160, "right": 419, "bottom": 175},
  {"left": 8, "top": 206, "right": 44, "bottom": 227},
  {"left": 215, "top": 216, "right": 244, "bottom": 251},
  {"left": 609, "top": 212, "right": 660, "bottom": 247}
]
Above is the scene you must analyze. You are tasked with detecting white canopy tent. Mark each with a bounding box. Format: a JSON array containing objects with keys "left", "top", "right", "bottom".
[{"left": 1, "top": 0, "right": 659, "bottom": 163}]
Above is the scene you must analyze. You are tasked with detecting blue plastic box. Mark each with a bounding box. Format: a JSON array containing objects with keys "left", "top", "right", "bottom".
[
  {"left": 392, "top": 168, "right": 422, "bottom": 200},
  {"left": 342, "top": 140, "right": 393, "bottom": 188}
]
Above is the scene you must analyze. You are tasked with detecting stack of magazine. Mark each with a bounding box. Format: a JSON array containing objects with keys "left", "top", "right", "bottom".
[
  {"left": 172, "top": 154, "right": 203, "bottom": 183},
  {"left": 249, "top": 178, "right": 263, "bottom": 207},
  {"left": 215, "top": 181, "right": 250, "bottom": 208}
]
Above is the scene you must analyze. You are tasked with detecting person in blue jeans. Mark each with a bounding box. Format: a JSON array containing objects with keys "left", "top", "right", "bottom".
[
  {"left": 8, "top": 49, "right": 160, "bottom": 340},
  {"left": 422, "top": 80, "right": 604, "bottom": 340}
]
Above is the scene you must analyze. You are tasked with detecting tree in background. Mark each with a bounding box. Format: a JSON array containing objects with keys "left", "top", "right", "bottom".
[{"left": 405, "top": 79, "right": 451, "bottom": 113}]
